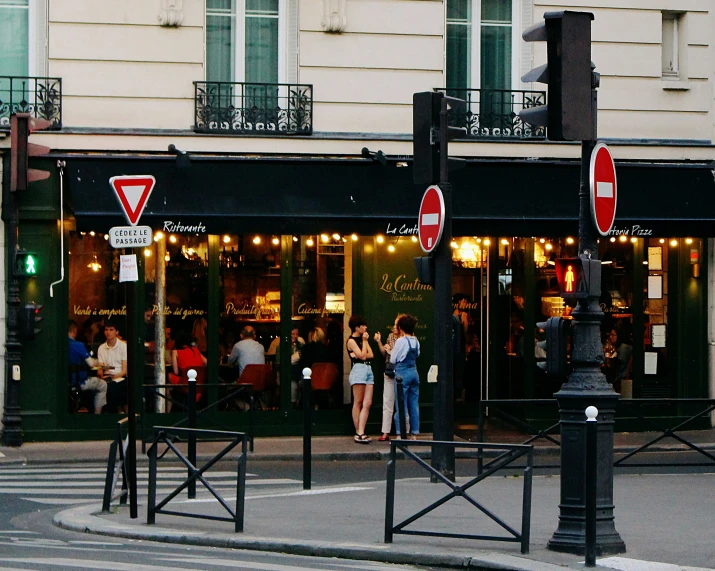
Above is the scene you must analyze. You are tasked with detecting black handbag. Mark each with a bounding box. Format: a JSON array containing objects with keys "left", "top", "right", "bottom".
[{"left": 385, "top": 361, "right": 396, "bottom": 378}]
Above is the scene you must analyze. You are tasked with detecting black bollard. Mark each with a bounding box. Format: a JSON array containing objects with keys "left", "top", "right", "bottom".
[
  {"left": 187, "top": 369, "right": 197, "bottom": 499},
  {"left": 302, "top": 367, "right": 312, "bottom": 490},
  {"left": 395, "top": 376, "right": 407, "bottom": 440},
  {"left": 585, "top": 406, "right": 598, "bottom": 567}
]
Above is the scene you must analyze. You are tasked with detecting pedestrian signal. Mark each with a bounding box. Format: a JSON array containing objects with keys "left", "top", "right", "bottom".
[
  {"left": 14, "top": 251, "right": 38, "bottom": 277},
  {"left": 554, "top": 257, "right": 602, "bottom": 299},
  {"left": 536, "top": 317, "right": 571, "bottom": 379}
]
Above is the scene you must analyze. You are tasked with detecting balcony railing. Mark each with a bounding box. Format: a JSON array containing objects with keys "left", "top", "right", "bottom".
[
  {"left": 0, "top": 76, "right": 62, "bottom": 130},
  {"left": 194, "top": 81, "right": 313, "bottom": 135},
  {"left": 438, "top": 88, "right": 546, "bottom": 140}
]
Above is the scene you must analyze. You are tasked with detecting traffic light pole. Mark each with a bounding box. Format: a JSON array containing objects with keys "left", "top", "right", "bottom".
[
  {"left": 1, "top": 172, "right": 23, "bottom": 446},
  {"left": 431, "top": 97, "right": 455, "bottom": 480},
  {"left": 547, "top": 88, "right": 625, "bottom": 555}
]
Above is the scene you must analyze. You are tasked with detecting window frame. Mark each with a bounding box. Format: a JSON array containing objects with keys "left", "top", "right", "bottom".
[
  {"left": 445, "top": 0, "right": 521, "bottom": 91},
  {"left": 205, "top": 0, "right": 287, "bottom": 84}
]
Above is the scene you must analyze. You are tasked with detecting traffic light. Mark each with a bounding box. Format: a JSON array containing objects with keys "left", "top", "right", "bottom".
[
  {"left": 536, "top": 316, "right": 571, "bottom": 378},
  {"left": 519, "top": 11, "right": 595, "bottom": 141},
  {"left": 414, "top": 255, "right": 435, "bottom": 287},
  {"left": 554, "top": 257, "right": 601, "bottom": 299},
  {"left": 19, "top": 302, "right": 43, "bottom": 343},
  {"left": 412, "top": 92, "right": 467, "bottom": 185},
  {"left": 14, "top": 251, "right": 38, "bottom": 277},
  {"left": 10, "top": 113, "right": 53, "bottom": 192}
]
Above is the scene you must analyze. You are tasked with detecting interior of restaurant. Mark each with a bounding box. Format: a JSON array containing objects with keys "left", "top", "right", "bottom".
[{"left": 67, "top": 229, "right": 706, "bottom": 433}]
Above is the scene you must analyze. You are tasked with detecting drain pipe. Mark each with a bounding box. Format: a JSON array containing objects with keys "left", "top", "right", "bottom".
[{"left": 49, "top": 160, "right": 66, "bottom": 297}]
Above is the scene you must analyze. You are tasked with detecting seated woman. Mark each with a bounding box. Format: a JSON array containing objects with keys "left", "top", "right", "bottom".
[{"left": 169, "top": 330, "right": 208, "bottom": 408}]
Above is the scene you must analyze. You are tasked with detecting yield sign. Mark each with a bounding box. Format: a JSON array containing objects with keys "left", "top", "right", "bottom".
[
  {"left": 418, "top": 184, "right": 445, "bottom": 254},
  {"left": 109, "top": 175, "right": 156, "bottom": 226},
  {"left": 589, "top": 143, "right": 617, "bottom": 236}
]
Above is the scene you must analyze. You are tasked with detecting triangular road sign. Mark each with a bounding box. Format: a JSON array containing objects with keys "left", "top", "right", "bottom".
[{"left": 109, "top": 175, "right": 156, "bottom": 226}]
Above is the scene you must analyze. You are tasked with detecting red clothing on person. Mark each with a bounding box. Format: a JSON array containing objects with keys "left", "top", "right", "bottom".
[{"left": 170, "top": 346, "right": 206, "bottom": 401}]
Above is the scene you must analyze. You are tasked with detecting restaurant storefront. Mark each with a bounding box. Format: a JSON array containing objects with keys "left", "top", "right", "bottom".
[{"left": 11, "top": 152, "right": 715, "bottom": 440}]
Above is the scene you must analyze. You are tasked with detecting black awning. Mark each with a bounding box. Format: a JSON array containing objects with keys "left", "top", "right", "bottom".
[{"left": 65, "top": 155, "right": 715, "bottom": 237}]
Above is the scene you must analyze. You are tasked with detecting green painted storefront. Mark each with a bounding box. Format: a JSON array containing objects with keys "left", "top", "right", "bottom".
[{"left": 5, "top": 153, "right": 714, "bottom": 441}]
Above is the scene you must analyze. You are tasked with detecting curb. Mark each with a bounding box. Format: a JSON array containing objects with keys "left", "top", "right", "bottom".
[{"left": 54, "top": 503, "right": 568, "bottom": 571}]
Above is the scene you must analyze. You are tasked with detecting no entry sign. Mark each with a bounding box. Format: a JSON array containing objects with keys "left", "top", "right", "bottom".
[
  {"left": 418, "top": 184, "right": 445, "bottom": 254},
  {"left": 589, "top": 143, "right": 617, "bottom": 236}
]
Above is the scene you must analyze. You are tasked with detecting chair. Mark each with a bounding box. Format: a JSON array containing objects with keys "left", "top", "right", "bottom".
[
  {"left": 236, "top": 364, "right": 275, "bottom": 410},
  {"left": 310, "top": 362, "right": 339, "bottom": 409}
]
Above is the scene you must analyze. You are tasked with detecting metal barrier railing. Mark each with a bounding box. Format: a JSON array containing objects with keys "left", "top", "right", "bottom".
[
  {"left": 147, "top": 426, "right": 247, "bottom": 533},
  {"left": 384, "top": 440, "right": 533, "bottom": 554},
  {"left": 141, "top": 380, "right": 255, "bottom": 454},
  {"left": 102, "top": 418, "right": 130, "bottom": 512},
  {"left": 476, "top": 398, "right": 715, "bottom": 470}
]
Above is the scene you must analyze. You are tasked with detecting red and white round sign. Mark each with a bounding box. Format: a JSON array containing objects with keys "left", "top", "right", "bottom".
[
  {"left": 418, "top": 184, "right": 445, "bottom": 254},
  {"left": 589, "top": 143, "right": 617, "bottom": 236}
]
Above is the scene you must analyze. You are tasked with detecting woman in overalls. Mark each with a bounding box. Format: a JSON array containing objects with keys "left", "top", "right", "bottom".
[{"left": 390, "top": 314, "right": 421, "bottom": 439}]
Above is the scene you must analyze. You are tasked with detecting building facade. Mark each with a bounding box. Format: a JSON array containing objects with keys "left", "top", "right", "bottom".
[{"left": 1, "top": 0, "right": 714, "bottom": 441}]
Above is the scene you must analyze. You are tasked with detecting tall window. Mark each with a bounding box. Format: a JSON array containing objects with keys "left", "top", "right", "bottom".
[
  {"left": 662, "top": 12, "right": 682, "bottom": 78},
  {"left": 206, "top": 0, "right": 280, "bottom": 84},
  {"left": 446, "top": 0, "right": 514, "bottom": 92},
  {"left": 0, "top": 0, "right": 28, "bottom": 77}
]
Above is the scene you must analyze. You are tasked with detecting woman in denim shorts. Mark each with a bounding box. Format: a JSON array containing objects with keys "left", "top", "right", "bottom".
[{"left": 346, "top": 315, "right": 374, "bottom": 444}]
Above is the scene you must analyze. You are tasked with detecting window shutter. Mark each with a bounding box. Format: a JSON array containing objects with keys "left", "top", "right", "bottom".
[{"left": 286, "top": 0, "right": 299, "bottom": 83}]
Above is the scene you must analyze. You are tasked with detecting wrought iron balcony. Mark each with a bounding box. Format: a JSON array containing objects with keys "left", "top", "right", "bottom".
[
  {"left": 194, "top": 81, "right": 313, "bottom": 135},
  {"left": 438, "top": 88, "right": 546, "bottom": 140},
  {"left": 0, "top": 76, "right": 62, "bottom": 130}
]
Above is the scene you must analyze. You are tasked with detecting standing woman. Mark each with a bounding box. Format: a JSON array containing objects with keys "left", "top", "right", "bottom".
[
  {"left": 391, "top": 314, "right": 421, "bottom": 439},
  {"left": 347, "top": 315, "right": 374, "bottom": 444},
  {"left": 375, "top": 322, "right": 398, "bottom": 441}
]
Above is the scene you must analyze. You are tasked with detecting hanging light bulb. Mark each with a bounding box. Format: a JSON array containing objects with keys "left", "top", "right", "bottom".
[
  {"left": 223, "top": 235, "right": 231, "bottom": 243},
  {"left": 351, "top": 234, "right": 358, "bottom": 241},
  {"left": 566, "top": 237, "right": 575, "bottom": 245},
  {"left": 685, "top": 238, "right": 693, "bottom": 245},
  {"left": 387, "top": 244, "right": 395, "bottom": 253},
  {"left": 545, "top": 243, "right": 553, "bottom": 251},
  {"left": 630, "top": 237, "right": 637, "bottom": 243},
  {"left": 89, "top": 231, "right": 96, "bottom": 237},
  {"left": 292, "top": 236, "right": 298, "bottom": 242},
  {"left": 306, "top": 237, "right": 314, "bottom": 247},
  {"left": 670, "top": 239, "right": 678, "bottom": 247},
  {"left": 272, "top": 236, "right": 280, "bottom": 245},
  {"left": 483, "top": 238, "right": 491, "bottom": 246},
  {"left": 376, "top": 235, "right": 384, "bottom": 244},
  {"left": 619, "top": 235, "right": 628, "bottom": 243},
  {"left": 169, "top": 235, "right": 177, "bottom": 244},
  {"left": 252, "top": 236, "right": 261, "bottom": 245},
  {"left": 164, "top": 252, "right": 170, "bottom": 262},
  {"left": 87, "top": 254, "right": 102, "bottom": 272},
  {"left": 610, "top": 237, "right": 616, "bottom": 243},
  {"left": 332, "top": 233, "right": 341, "bottom": 241},
  {"left": 411, "top": 235, "right": 418, "bottom": 243},
  {"left": 659, "top": 238, "right": 665, "bottom": 244},
  {"left": 103, "top": 234, "right": 109, "bottom": 241},
  {"left": 500, "top": 238, "right": 509, "bottom": 245},
  {"left": 144, "top": 248, "right": 151, "bottom": 257},
  {"left": 321, "top": 234, "right": 329, "bottom": 243}
]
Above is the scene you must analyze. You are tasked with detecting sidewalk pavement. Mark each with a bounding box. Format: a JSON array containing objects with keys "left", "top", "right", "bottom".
[{"left": 2, "top": 430, "right": 715, "bottom": 571}]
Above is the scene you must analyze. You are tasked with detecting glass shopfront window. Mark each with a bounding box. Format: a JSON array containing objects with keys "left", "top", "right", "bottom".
[
  {"left": 68, "top": 230, "right": 127, "bottom": 414},
  {"left": 291, "top": 234, "right": 346, "bottom": 409},
  {"left": 218, "top": 234, "right": 281, "bottom": 410}
]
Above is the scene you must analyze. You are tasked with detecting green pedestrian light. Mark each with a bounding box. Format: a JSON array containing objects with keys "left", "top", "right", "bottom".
[{"left": 15, "top": 251, "right": 38, "bottom": 277}]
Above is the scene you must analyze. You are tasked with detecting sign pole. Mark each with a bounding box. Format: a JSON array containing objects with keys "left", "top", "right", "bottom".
[
  {"left": 125, "top": 251, "right": 138, "bottom": 519},
  {"left": 548, "top": 79, "right": 625, "bottom": 555},
  {"left": 431, "top": 96, "right": 455, "bottom": 481}
]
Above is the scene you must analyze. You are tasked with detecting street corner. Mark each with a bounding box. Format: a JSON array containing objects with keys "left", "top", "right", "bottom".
[{"left": 0, "top": 447, "right": 28, "bottom": 465}]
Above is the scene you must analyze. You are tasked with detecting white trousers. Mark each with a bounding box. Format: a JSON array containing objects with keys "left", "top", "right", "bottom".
[
  {"left": 381, "top": 375, "right": 408, "bottom": 434},
  {"left": 81, "top": 377, "right": 108, "bottom": 412}
]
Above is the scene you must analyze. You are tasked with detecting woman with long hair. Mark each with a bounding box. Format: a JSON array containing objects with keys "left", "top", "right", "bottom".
[{"left": 346, "top": 315, "right": 374, "bottom": 444}]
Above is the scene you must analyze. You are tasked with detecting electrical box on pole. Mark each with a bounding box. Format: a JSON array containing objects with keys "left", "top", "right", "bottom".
[{"left": 519, "top": 10, "right": 595, "bottom": 141}]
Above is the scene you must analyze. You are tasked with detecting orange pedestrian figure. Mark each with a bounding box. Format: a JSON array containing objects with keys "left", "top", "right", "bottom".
[{"left": 564, "top": 265, "right": 575, "bottom": 292}]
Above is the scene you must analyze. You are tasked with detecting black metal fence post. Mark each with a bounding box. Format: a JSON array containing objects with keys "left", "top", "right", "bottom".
[
  {"left": 147, "top": 435, "right": 158, "bottom": 525},
  {"left": 384, "top": 441, "right": 397, "bottom": 543},
  {"left": 585, "top": 405, "right": 598, "bottom": 566},
  {"left": 188, "top": 369, "right": 197, "bottom": 499},
  {"left": 302, "top": 367, "right": 312, "bottom": 490},
  {"left": 395, "top": 376, "right": 406, "bottom": 440}
]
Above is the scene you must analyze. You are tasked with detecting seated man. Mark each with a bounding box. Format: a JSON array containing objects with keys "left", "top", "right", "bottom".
[
  {"left": 98, "top": 320, "right": 128, "bottom": 414},
  {"left": 227, "top": 326, "right": 265, "bottom": 376},
  {"left": 68, "top": 320, "right": 107, "bottom": 414}
]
